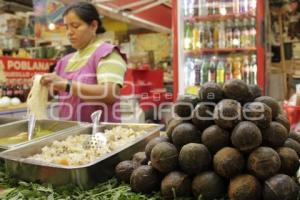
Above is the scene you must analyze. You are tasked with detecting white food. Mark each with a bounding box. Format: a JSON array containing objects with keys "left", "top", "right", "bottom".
[
  {"left": 26, "top": 75, "right": 48, "bottom": 119},
  {"left": 27, "top": 126, "right": 146, "bottom": 166},
  {"left": 11, "top": 97, "right": 21, "bottom": 105}
]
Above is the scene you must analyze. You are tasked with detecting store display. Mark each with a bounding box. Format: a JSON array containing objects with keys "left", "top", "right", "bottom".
[
  {"left": 176, "top": 0, "right": 266, "bottom": 96},
  {"left": 114, "top": 80, "right": 300, "bottom": 199}
]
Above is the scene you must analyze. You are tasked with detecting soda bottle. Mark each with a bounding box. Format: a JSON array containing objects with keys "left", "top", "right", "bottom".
[
  {"left": 249, "top": 0, "right": 257, "bottom": 15},
  {"left": 225, "top": 56, "right": 233, "bottom": 81},
  {"left": 233, "top": 55, "right": 242, "bottom": 80},
  {"left": 198, "top": 0, "right": 208, "bottom": 16},
  {"left": 225, "top": 0, "right": 233, "bottom": 14},
  {"left": 188, "top": 0, "right": 196, "bottom": 16},
  {"left": 220, "top": 0, "right": 227, "bottom": 15},
  {"left": 207, "top": 0, "right": 213, "bottom": 15},
  {"left": 199, "top": 22, "right": 206, "bottom": 48},
  {"left": 241, "top": 18, "right": 250, "bottom": 47},
  {"left": 184, "top": 22, "right": 193, "bottom": 50},
  {"left": 240, "top": 0, "right": 249, "bottom": 13},
  {"left": 209, "top": 56, "right": 217, "bottom": 82},
  {"left": 192, "top": 0, "right": 198, "bottom": 16},
  {"left": 233, "top": 0, "right": 240, "bottom": 14},
  {"left": 242, "top": 55, "right": 250, "bottom": 84},
  {"left": 194, "top": 58, "right": 202, "bottom": 86},
  {"left": 201, "top": 57, "right": 209, "bottom": 84},
  {"left": 225, "top": 19, "right": 233, "bottom": 48},
  {"left": 213, "top": 22, "right": 219, "bottom": 48},
  {"left": 205, "top": 22, "right": 214, "bottom": 48},
  {"left": 249, "top": 54, "right": 257, "bottom": 84},
  {"left": 216, "top": 57, "right": 225, "bottom": 84},
  {"left": 232, "top": 19, "right": 241, "bottom": 48},
  {"left": 185, "top": 58, "right": 195, "bottom": 87},
  {"left": 218, "top": 21, "right": 226, "bottom": 48},
  {"left": 184, "top": 0, "right": 190, "bottom": 16},
  {"left": 249, "top": 17, "right": 256, "bottom": 47},
  {"left": 192, "top": 23, "right": 200, "bottom": 50},
  {"left": 212, "top": 0, "right": 219, "bottom": 15}
]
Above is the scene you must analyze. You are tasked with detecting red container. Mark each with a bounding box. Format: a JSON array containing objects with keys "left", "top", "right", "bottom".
[{"left": 284, "top": 104, "right": 300, "bottom": 127}]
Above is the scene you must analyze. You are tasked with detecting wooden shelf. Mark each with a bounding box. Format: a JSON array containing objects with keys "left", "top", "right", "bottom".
[
  {"left": 184, "top": 48, "right": 257, "bottom": 55},
  {"left": 184, "top": 12, "right": 255, "bottom": 22}
]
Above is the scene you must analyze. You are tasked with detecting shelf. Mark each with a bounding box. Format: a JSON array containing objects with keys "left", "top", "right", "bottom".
[
  {"left": 184, "top": 48, "right": 257, "bottom": 55},
  {"left": 184, "top": 12, "right": 255, "bottom": 22}
]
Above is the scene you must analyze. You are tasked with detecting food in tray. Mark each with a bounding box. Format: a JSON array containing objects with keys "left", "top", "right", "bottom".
[
  {"left": 0, "top": 128, "right": 52, "bottom": 146},
  {"left": 27, "top": 126, "right": 146, "bottom": 166}
]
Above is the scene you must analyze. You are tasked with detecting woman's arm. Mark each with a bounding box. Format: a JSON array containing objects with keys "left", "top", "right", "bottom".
[{"left": 40, "top": 73, "right": 120, "bottom": 105}]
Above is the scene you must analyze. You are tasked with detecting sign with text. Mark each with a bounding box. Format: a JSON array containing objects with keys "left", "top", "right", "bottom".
[{"left": 0, "top": 56, "right": 55, "bottom": 80}]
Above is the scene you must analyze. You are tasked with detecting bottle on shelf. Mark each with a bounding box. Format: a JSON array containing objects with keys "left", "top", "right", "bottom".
[
  {"left": 211, "top": 0, "right": 219, "bottom": 15},
  {"left": 192, "top": 23, "right": 200, "bottom": 50},
  {"left": 232, "top": 19, "right": 241, "bottom": 48},
  {"left": 194, "top": 58, "right": 202, "bottom": 86},
  {"left": 184, "top": 57, "right": 195, "bottom": 88},
  {"left": 241, "top": 18, "right": 250, "bottom": 47},
  {"left": 205, "top": 22, "right": 214, "bottom": 48},
  {"left": 232, "top": 55, "right": 242, "bottom": 80},
  {"left": 213, "top": 22, "right": 219, "bottom": 48},
  {"left": 184, "top": 22, "right": 193, "bottom": 50},
  {"left": 249, "top": 54, "right": 257, "bottom": 84},
  {"left": 242, "top": 55, "right": 250, "bottom": 84},
  {"left": 200, "top": 57, "right": 209, "bottom": 85},
  {"left": 218, "top": 20, "right": 226, "bottom": 48},
  {"left": 0, "top": 81, "right": 3, "bottom": 98},
  {"left": 199, "top": 22, "right": 206, "bottom": 48},
  {"left": 216, "top": 57, "right": 225, "bottom": 84},
  {"left": 233, "top": 0, "right": 240, "bottom": 14},
  {"left": 208, "top": 56, "right": 217, "bottom": 82},
  {"left": 225, "top": 19, "right": 233, "bottom": 48},
  {"left": 225, "top": 0, "right": 233, "bottom": 14},
  {"left": 249, "top": 0, "right": 257, "bottom": 15},
  {"left": 198, "top": 0, "right": 208, "bottom": 16},
  {"left": 249, "top": 17, "right": 256, "bottom": 48},
  {"left": 225, "top": 56, "right": 233, "bottom": 81}
]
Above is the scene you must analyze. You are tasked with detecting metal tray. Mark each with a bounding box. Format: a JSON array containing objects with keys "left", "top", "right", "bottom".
[
  {"left": 0, "top": 119, "right": 82, "bottom": 150},
  {"left": 0, "top": 117, "right": 24, "bottom": 127},
  {"left": 0, "top": 123, "right": 163, "bottom": 189}
]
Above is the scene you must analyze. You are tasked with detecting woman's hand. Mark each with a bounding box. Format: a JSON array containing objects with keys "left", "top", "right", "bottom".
[{"left": 40, "top": 73, "right": 68, "bottom": 92}]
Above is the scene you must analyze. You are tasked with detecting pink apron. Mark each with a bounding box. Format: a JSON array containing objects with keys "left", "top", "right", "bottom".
[{"left": 55, "top": 42, "right": 126, "bottom": 122}]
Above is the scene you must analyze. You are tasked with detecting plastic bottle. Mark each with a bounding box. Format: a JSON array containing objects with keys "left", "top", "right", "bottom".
[
  {"left": 205, "top": 22, "right": 214, "bottom": 48},
  {"left": 199, "top": 22, "right": 206, "bottom": 48},
  {"left": 233, "top": 55, "right": 242, "bottom": 80},
  {"left": 232, "top": 19, "right": 241, "bottom": 48},
  {"left": 241, "top": 18, "right": 250, "bottom": 47},
  {"left": 249, "top": 0, "right": 257, "bottom": 15},
  {"left": 184, "top": 22, "right": 193, "bottom": 50},
  {"left": 249, "top": 17, "right": 256, "bottom": 47},
  {"left": 198, "top": 0, "right": 208, "bottom": 16},
  {"left": 194, "top": 58, "right": 202, "bottom": 86},
  {"left": 242, "top": 55, "right": 250, "bottom": 84},
  {"left": 225, "top": 56, "right": 233, "bottom": 81},
  {"left": 209, "top": 56, "right": 217, "bottom": 82},
  {"left": 218, "top": 21, "right": 226, "bottom": 48},
  {"left": 200, "top": 57, "right": 209, "bottom": 84},
  {"left": 233, "top": 0, "right": 240, "bottom": 14},
  {"left": 249, "top": 54, "right": 257, "bottom": 84},
  {"left": 185, "top": 58, "right": 195, "bottom": 87},
  {"left": 226, "top": 19, "right": 233, "bottom": 48},
  {"left": 216, "top": 57, "right": 225, "bottom": 84},
  {"left": 213, "top": 22, "right": 219, "bottom": 48},
  {"left": 192, "top": 23, "right": 200, "bottom": 50}
]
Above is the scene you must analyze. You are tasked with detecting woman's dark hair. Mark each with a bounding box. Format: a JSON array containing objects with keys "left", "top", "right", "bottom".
[{"left": 63, "top": 2, "right": 106, "bottom": 34}]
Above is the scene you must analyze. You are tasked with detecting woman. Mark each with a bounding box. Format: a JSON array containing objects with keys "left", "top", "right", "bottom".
[{"left": 40, "top": 2, "right": 127, "bottom": 122}]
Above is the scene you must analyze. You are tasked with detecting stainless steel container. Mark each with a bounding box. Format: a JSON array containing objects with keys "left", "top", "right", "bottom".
[
  {"left": 0, "top": 123, "right": 163, "bottom": 189},
  {"left": 0, "top": 117, "right": 24, "bottom": 127},
  {"left": 0, "top": 119, "right": 82, "bottom": 150}
]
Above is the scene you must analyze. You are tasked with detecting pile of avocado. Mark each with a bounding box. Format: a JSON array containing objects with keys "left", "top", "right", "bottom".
[{"left": 115, "top": 80, "right": 300, "bottom": 200}]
